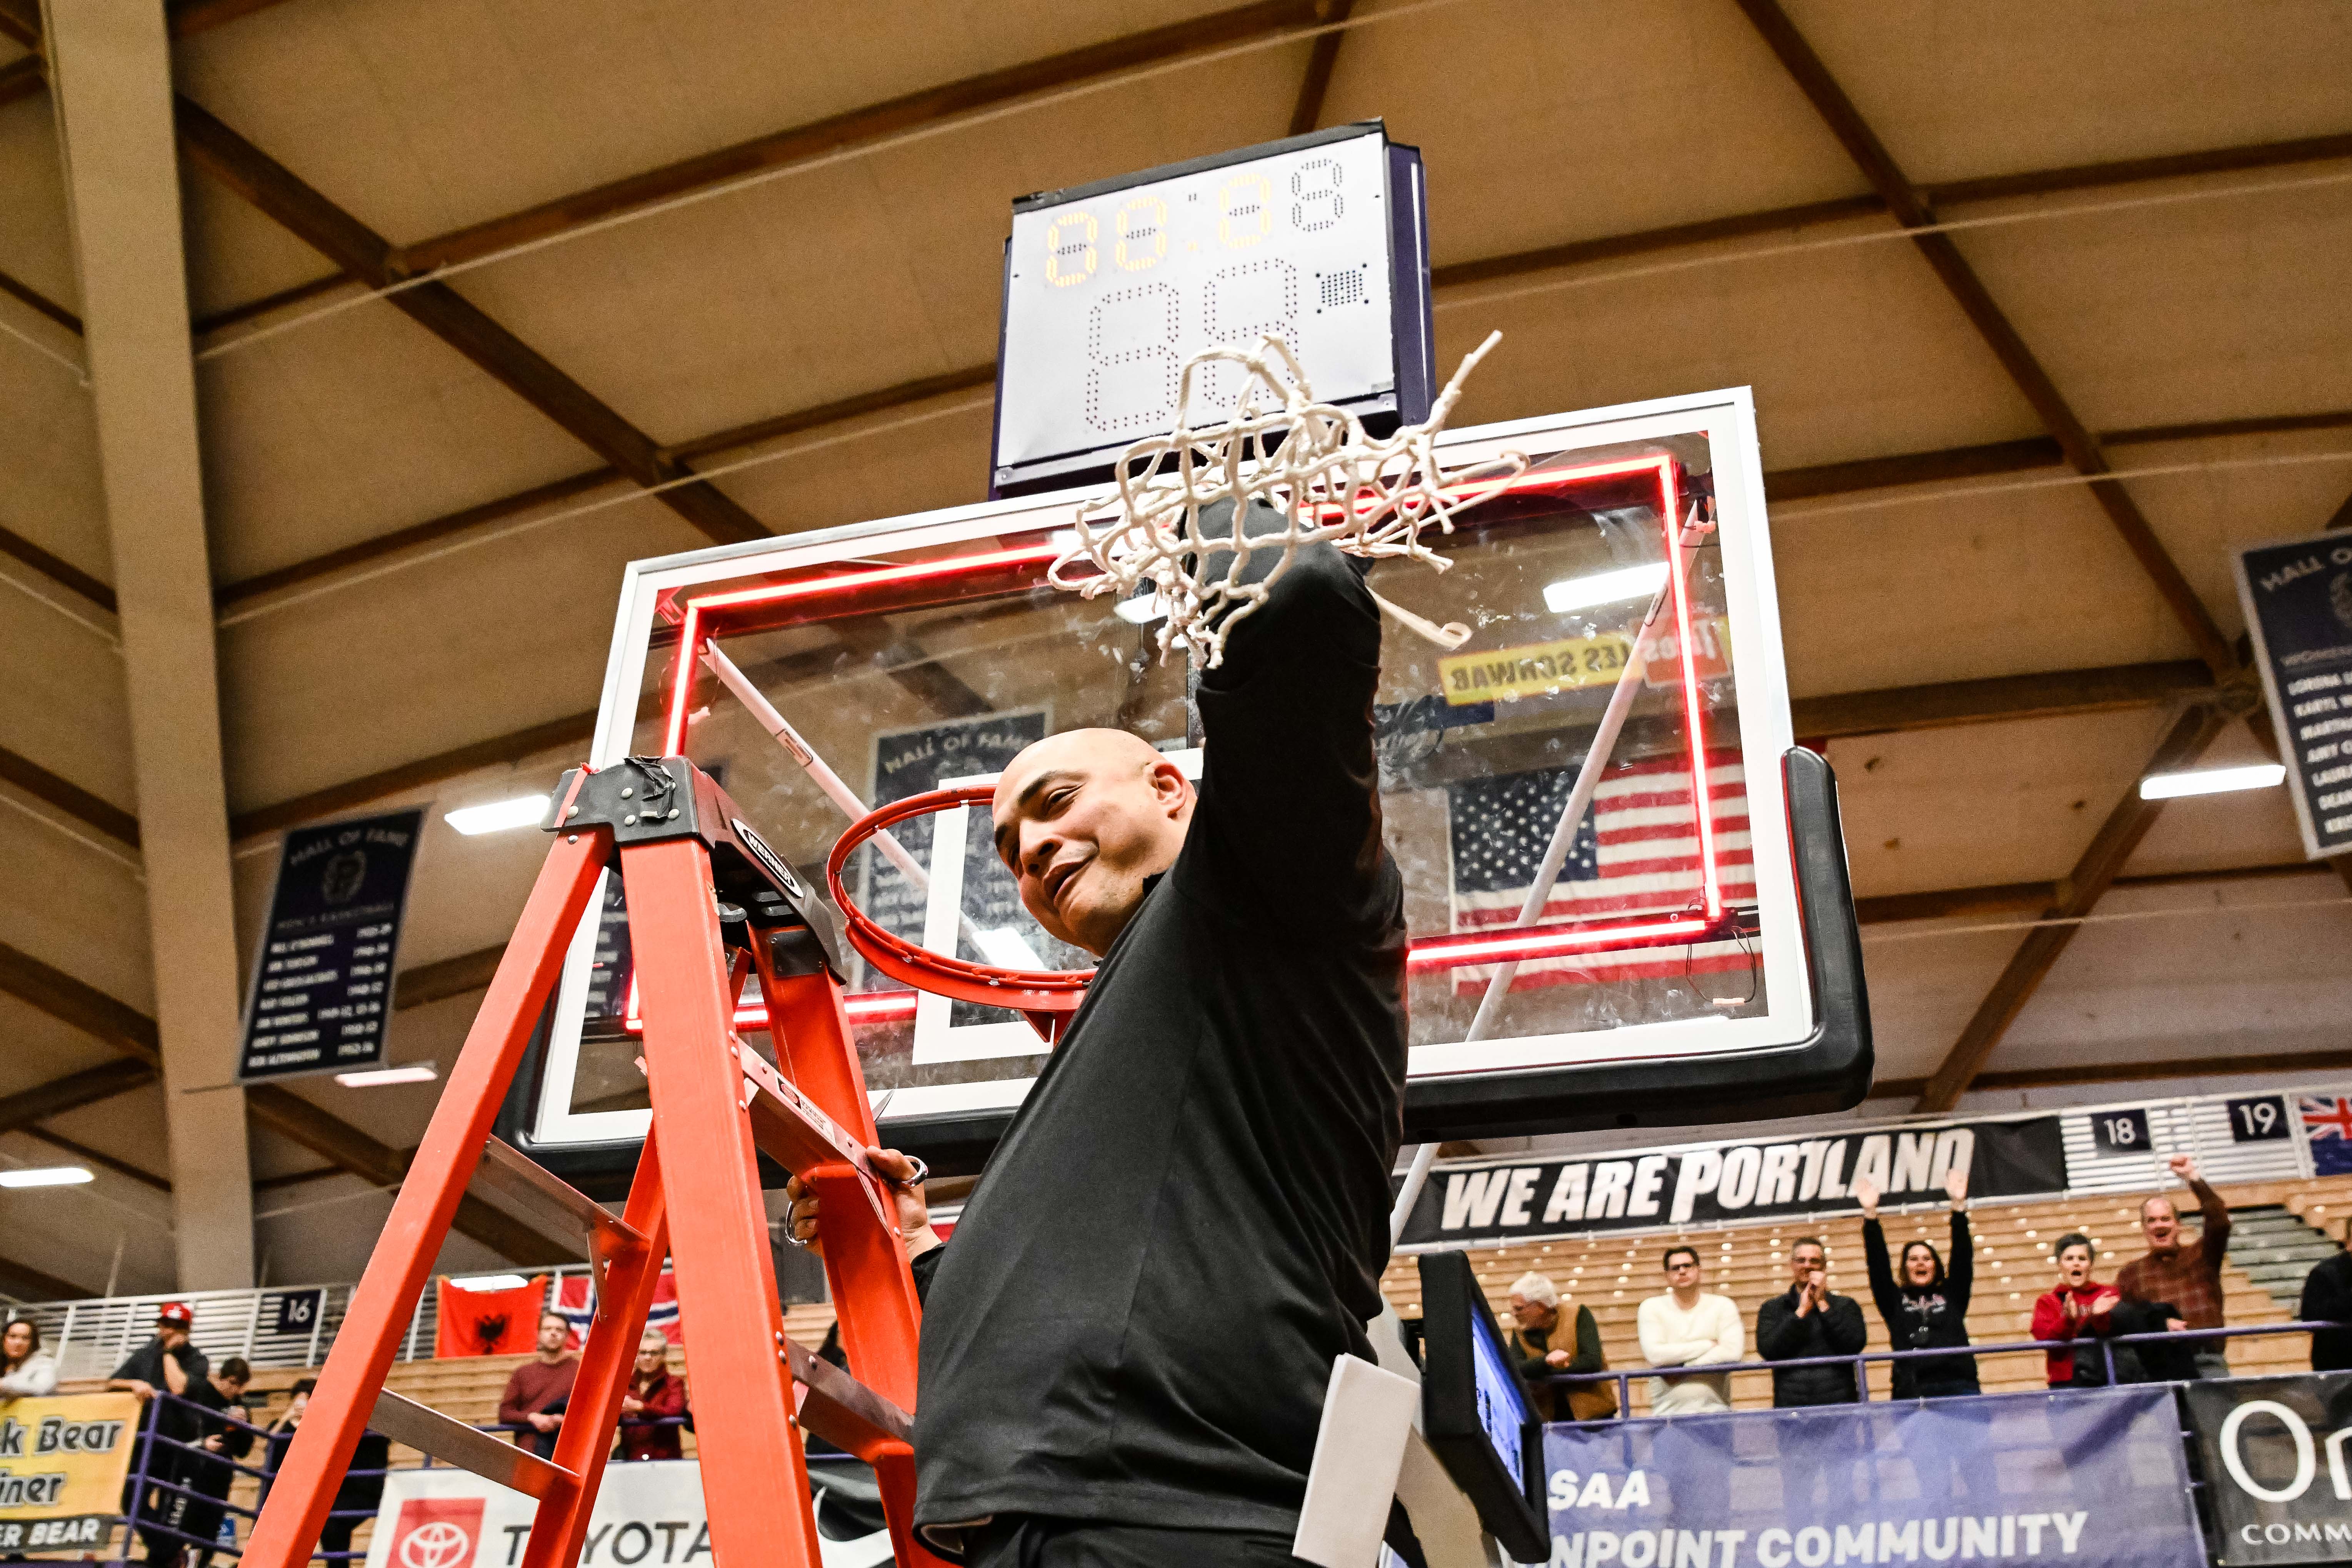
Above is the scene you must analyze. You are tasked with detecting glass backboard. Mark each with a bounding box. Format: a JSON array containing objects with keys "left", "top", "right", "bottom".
[{"left": 513, "top": 385, "right": 1870, "bottom": 1174}]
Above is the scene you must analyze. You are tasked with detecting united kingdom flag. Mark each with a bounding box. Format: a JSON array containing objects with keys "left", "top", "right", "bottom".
[
  {"left": 2302, "top": 1096, "right": 2352, "bottom": 1176},
  {"left": 553, "top": 1269, "right": 682, "bottom": 1350}
]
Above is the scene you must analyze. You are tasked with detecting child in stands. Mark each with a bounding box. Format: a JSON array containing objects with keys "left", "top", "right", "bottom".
[{"left": 2030, "top": 1233, "right": 2118, "bottom": 1387}]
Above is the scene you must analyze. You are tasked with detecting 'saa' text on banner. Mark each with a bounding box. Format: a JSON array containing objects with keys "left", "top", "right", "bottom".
[
  {"left": 1539, "top": 1386, "right": 2202, "bottom": 1567},
  {"left": 2181, "top": 1372, "right": 2352, "bottom": 1565},
  {"left": 0, "top": 1393, "right": 140, "bottom": 1557}
]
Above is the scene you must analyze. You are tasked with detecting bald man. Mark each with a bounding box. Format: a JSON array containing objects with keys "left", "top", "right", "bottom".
[{"left": 792, "top": 506, "right": 1408, "bottom": 1566}]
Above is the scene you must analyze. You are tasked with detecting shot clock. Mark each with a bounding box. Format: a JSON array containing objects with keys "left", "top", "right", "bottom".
[{"left": 990, "top": 122, "right": 1433, "bottom": 496}]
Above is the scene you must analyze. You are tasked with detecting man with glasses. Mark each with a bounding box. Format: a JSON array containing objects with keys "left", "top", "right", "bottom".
[{"left": 1637, "top": 1247, "right": 1742, "bottom": 1415}]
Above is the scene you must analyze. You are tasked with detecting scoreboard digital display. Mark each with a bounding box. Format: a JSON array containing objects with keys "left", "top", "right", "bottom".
[{"left": 992, "top": 122, "right": 1431, "bottom": 495}]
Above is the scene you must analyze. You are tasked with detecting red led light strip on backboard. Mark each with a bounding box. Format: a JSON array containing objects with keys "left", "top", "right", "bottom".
[{"left": 649, "top": 452, "right": 1725, "bottom": 1000}]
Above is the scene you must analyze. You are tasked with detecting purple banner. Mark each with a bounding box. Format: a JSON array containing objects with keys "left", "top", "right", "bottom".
[{"left": 1539, "top": 1386, "right": 2201, "bottom": 1567}]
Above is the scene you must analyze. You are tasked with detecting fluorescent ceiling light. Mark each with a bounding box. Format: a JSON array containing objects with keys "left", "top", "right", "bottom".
[
  {"left": 2138, "top": 763, "right": 2287, "bottom": 800},
  {"left": 1543, "top": 562, "right": 1668, "bottom": 615},
  {"left": 972, "top": 927, "right": 1048, "bottom": 970},
  {"left": 335, "top": 1064, "right": 439, "bottom": 1088},
  {"left": 0, "top": 1166, "right": 93, "bottom": 1188},
  {"left": 447, "top": 1273, "right": 530, "bottom": 1292},
  {"left": 445, "top": 795, "right": 550, "bottom": 836}
]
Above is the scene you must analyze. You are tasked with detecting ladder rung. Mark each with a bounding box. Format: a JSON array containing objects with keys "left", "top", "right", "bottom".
[
  {"left": 780, "top": 1336, "right": 913, "bottom": 1456},
  {"left": 737, "top": 1046, "right": 883, "bottom": 1185},
  {"left": 475, "top": 1136, "right": 649, "bottom": 1264},
  {"left": 368, "top": 1389, "right": 575, "bottom": 1499}
]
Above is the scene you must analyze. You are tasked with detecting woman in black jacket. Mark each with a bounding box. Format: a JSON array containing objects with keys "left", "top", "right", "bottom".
[{"left": 1859, "top": 1167, "right": 1979, "bottom": 1399}]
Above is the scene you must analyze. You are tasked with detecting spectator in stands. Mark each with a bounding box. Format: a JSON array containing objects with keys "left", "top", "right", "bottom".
[
  {"left": 2116, "top": 1153, "right": 2233, "bottom": 1378},
  {"left": 263, "top": 1378, "right": 390, "bottom": 1562},
  {"left": 108, "top": 1303, "right": 210, "bottom": 1567},
  {"left": 2302, "top": 1248, "right": 2352, "bottom": 1372},
  {"left": 1637, "top": 1246, "right": 1742, "bottom": 1415},
  {"left": 170, "top": 1356, "right": 254, "bottom": 1568},
  {"left": 1505, "top": 1272, "right": 1609, "bottom": 1420},
  {"left": 618, "top": 1331, "right": 687, "bottom": 1460},
  {"left": 2031, "top": 1234, "right": 2127, "bottom": 1386},
  {"left": 1756, "top": 1235, "right": 1868, "bottom": 1406},
  {"left": 0, "top": 1317, "right": 57, "bottom": 1399},
  {"left": 498, "top": 1312, "right": 578, "bottom": 1459},
  {"left": 1857, "top": 1168, "right": 1979, "bottom": 1399}
]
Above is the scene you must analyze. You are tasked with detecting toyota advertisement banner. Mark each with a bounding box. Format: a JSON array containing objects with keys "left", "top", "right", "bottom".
[{"left": 364, "top": 1462, "right": 889, "bottom": 1568}]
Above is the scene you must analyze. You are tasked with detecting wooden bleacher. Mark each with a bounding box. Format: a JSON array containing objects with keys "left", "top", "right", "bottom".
[{"left": 1382, "top": 1173, "right": 2352, "bottom": 1415}]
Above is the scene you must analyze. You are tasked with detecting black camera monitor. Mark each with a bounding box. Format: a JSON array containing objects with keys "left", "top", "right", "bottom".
[{"left": 1416, "top": 1251, "right": 1550, "bottom": 1563}]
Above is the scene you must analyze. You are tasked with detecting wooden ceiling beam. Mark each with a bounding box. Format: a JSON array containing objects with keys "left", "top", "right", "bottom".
[
  {"left": 1730, "top": 0, "right": 2237, "bottom": 682},
  {"left": 17, "top": 1128, "right": 170, "bottom": 1191},
  {"left": 1875, "top": 1045, "right": 2352, "bottom": 1102},
  {"left": 0, "top": 745, "right": 139, "bottom": 847},
  {"left": 1922, "top": 132, "right": 2352, "bottom": 207},
  {"left": 0, "top": 1058, "right": 158, "bottom": 1135},
  {"left": 0, "top": 265, "right": 75, "bottom": 333},
  {"left": 172, "top": 98, "right": 770, "bottom": 549},
  {"left": 1853, "top": 858, "right": 2332, "bottom": 925},
  {"left": 0, "top": 943, "right": 565, "bottom": 1261},
  {"left": 1914, "top": 702, "right": 2234, "bottom": 1113},
  {"left": 1790, "top": 658, "right": 2213, "bottom": 740},
  {"left": 1285, "top": 0, "right": 1352, "bottom": 136},
  {"left": 0, "top": 522, "right": 113, "bottom": 612},
  {"left": 0, "top": 54, "right": 42, "bottom": 110},
  {"left": 0, "top": 1252, "right": 93, "bottom": 1303}
]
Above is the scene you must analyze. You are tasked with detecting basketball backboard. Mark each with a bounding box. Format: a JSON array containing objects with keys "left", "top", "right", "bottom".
[{"left": 505, "top": 384, "right": 1869, "bottom": 1180}]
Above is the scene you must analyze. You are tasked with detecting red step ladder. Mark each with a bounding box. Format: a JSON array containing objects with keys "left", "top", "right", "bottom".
[{"left": 239, "top": 758, "right": 949, "bottom": 1568}]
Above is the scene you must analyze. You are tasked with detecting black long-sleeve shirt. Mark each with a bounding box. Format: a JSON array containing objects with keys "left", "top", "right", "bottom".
[
  {"left": 908, "top": 529, "right": 1408, "bottom": 1539},
  {"left": 1862, "top": 1213, "right": 1978, "bottom": 1398},
  {"left": 2302, "top": 1251, "right": 2352, "bottom": 1373},
  {"left": 1756, "top": 1287, "right": 1868, "bottom": 1406}
]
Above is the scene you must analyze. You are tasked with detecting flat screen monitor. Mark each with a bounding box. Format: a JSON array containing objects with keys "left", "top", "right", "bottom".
[{"left": 1417, "top": 1250, "right": 1548, "bottom": 1562}]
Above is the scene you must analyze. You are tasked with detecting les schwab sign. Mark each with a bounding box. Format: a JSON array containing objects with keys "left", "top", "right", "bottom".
[{"left": 1397, "top": 1117, "right": 2067, "bottom": 1246}]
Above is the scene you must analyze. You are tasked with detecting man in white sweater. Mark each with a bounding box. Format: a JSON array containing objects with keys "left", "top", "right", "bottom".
[{"left": 1637, "top": 1245, "right": 1744, "bottom": 1415}]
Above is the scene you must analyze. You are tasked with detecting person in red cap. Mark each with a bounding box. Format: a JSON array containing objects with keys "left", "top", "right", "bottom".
[{"left": 109, "top": 1302, "right": 212, "bottom": 1566}]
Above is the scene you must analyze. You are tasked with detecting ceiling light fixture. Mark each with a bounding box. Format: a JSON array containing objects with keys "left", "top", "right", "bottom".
[
  {"left": 445, "top": 795, "right": 552, "bottom": 835},
  {"left": 2137, "top": 763, "right": 2288, "bottom": 800},
  {"left": 335, "top": 1064, "right": 439, "bottom": 1088},
  {"left": 1542, "top": 561, "right": 1667, "bottom": 615},
  {"left": 446, "top": 1273, "right": 530, "bottom": 1292},
  {"left": 0, "top": 1166, "right": 94, "bottom": 1188}
]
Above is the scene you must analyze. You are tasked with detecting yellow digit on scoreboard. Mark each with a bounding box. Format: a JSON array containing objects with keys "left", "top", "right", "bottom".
[{"left": 1045, "top": 211, "right": 1098, "bottom": 288}]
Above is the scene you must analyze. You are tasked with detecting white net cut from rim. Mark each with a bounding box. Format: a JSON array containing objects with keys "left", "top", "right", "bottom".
[{"left": 1047, "top": 330, "right": 1526, "bottom": 670}]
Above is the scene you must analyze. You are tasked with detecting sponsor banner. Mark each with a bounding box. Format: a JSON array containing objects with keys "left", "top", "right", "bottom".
[
  {"left": 1436, "top": 618, "right": 1732, "bottom": 707},
  {"left": 238, "top": 808, "right": 424, "bottom": 1081},
  {"left": 0, "top": 1393, "right": 140, "bottom": 1558},
  {"left": 365, "top": 1462, "right": 889, "bottom": 1568},
  {"left": 2181, "top": 1373, "right": 2352, "bottom": 1565},
  {"left": 2234, "top": 532, "right": 2352, "bottom": 859},
  {"left": 1540, "top": 1387, "right": 2202, "bottom": 1568},
  {"left": 1399, "top": 1117, "right": 2064, "bottom": 1246}
]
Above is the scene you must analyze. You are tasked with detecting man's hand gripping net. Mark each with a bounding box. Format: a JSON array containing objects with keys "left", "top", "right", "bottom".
[{"left": 1048, "top": 330, "right": 1524, "bottom": 669}]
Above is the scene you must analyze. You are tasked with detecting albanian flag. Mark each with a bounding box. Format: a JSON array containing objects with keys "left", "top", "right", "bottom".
[{"left": 434, "top": 1275, "right": 549, "bottom": 1357}]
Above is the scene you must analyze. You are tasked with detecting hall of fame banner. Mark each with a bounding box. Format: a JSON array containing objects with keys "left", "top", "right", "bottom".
[{"left": 0, "top": 1393, "right": 139, "bottom": 1556}]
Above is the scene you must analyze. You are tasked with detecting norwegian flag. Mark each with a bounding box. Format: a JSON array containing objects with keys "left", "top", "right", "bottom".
[
  {"left": 1447, "top": 749, "right": 1755, "bottom": 990},
  {"left": 2302, "top": 1096, "right": 2352, "bottom": 1176},
  {"left": 553, "top": 1269, "right": 683, "bottom": 1350}
]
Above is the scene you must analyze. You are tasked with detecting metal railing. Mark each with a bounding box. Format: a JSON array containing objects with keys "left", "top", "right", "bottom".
[
  {"left": 8, "top": 1268, "right": 610, "bottom": 1381},
  {"left": 1547, "top": 1318, "right": 2327, "bottom": 1419},
  {"left": 101, "top": 1391, "right": 697, "bottom": 1566}
]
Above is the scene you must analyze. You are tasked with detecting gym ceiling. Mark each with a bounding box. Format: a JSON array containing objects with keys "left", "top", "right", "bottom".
[{"left": 0, "top": 0, "right": 2346, "bottom": 1296}]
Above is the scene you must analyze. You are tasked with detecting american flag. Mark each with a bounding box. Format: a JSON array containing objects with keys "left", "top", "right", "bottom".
[
  {"left": 2302, "top": 1096, "right": 2352, "bottom": 1176},
  {"left": 554, "top": 1270, "right": 682, "bottom": 1350},
  {"left": 1446, "top": 749, "right": 1754, "bottom": 990}
]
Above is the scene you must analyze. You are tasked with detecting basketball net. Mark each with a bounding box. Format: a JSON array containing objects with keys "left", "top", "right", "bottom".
[{"left": 1049, "top": 330, "right": 1524, "bottom": 669}]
